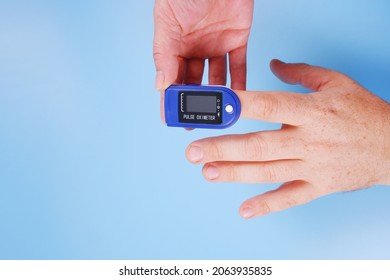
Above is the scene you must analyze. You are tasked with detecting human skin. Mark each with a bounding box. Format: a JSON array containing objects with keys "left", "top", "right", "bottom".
[
  {"left": 186, "top": 59, "right": 390, "bottom": 219},
  {"left": 153, "top": 0, "right": 254, "bottom": 90}
]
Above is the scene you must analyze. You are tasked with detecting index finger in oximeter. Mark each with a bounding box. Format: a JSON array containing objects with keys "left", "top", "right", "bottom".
[{"left": 164, "top": 84, "right": 241, "bottom": 129}]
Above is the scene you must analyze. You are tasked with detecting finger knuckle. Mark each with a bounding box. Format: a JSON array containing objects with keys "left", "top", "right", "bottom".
[
  {"left": 254, "top": 94, "right": 280, "bottom": 119},
  {"left": 224, "top": 163, "right": 238, "bottom": 181},
  {"left": 243, "top": 133, "right": 267, "bottom": 160},
  {"left": 258, "top": 200, "right": 271, "bottom": 215},
  {"left": 208, "top": 139, "right": 224, "bottom": 160},
  {"left": 310, "top": 93, "right": 340, "bottom": 118},
  {"left": 261, "top": 164, "right": 278, "bottom": 182},
  {"left": 153, "top": 48, "right": 163, "bottom": 61}
]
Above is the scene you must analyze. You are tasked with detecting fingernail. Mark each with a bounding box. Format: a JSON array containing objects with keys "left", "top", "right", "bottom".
[
  {"left": 187, "top": 146, "right": 203, "bottom": 163},
  {"left": 155, "top": 70, "right": 164, "bottom": 90},
  {"left": 241, "top": 207, "right": 255, "bottom": 219},
  {"left": 205, "top": 165, "right": 219, "bottom": 180}
]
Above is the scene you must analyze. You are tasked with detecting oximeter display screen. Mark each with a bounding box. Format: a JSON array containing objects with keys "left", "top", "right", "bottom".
[
  {"left": 179, "top": 91, "right": 222, "bottom": 124},
  {"left": 186, "top": 95, "right": 217, "bottom": 113}
]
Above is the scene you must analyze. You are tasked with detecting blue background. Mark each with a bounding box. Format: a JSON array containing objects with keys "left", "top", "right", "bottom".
[{"left": 1, "top": 0, "right": 389, "bottom": 259}]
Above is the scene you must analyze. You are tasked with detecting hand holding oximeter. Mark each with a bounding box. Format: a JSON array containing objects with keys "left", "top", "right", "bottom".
[{"left": 164, "top": 84, "right": 241, "bottom": 129}]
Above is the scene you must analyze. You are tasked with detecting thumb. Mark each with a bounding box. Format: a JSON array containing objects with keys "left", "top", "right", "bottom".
[
  {"left": 153, "top": 0, "right": 184, "bottom": 91},
  {"left": 153, "top": 51, "right": 184, "bottom": 90},
  {"left": 270, "top": 59, "right": 349, "bottom": 91}
]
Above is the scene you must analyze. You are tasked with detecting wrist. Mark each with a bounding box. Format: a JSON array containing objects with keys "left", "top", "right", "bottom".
[{"left": 379, "top": 103, "right": 390, "bottom": 185}]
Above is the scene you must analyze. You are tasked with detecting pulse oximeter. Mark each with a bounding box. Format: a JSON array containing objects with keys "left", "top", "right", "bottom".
[{"left": 164, "top": 84, "right": 241, "bottom": 129}]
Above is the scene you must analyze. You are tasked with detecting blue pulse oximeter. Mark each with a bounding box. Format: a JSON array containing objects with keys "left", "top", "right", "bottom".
[{"left": 164, "top": 84, "right": 241, "bottom": 129}]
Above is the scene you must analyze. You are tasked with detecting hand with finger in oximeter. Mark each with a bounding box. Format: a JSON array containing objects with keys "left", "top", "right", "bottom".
[{"left": 153, "top": 0, "right": 390, "bottom": 219}]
